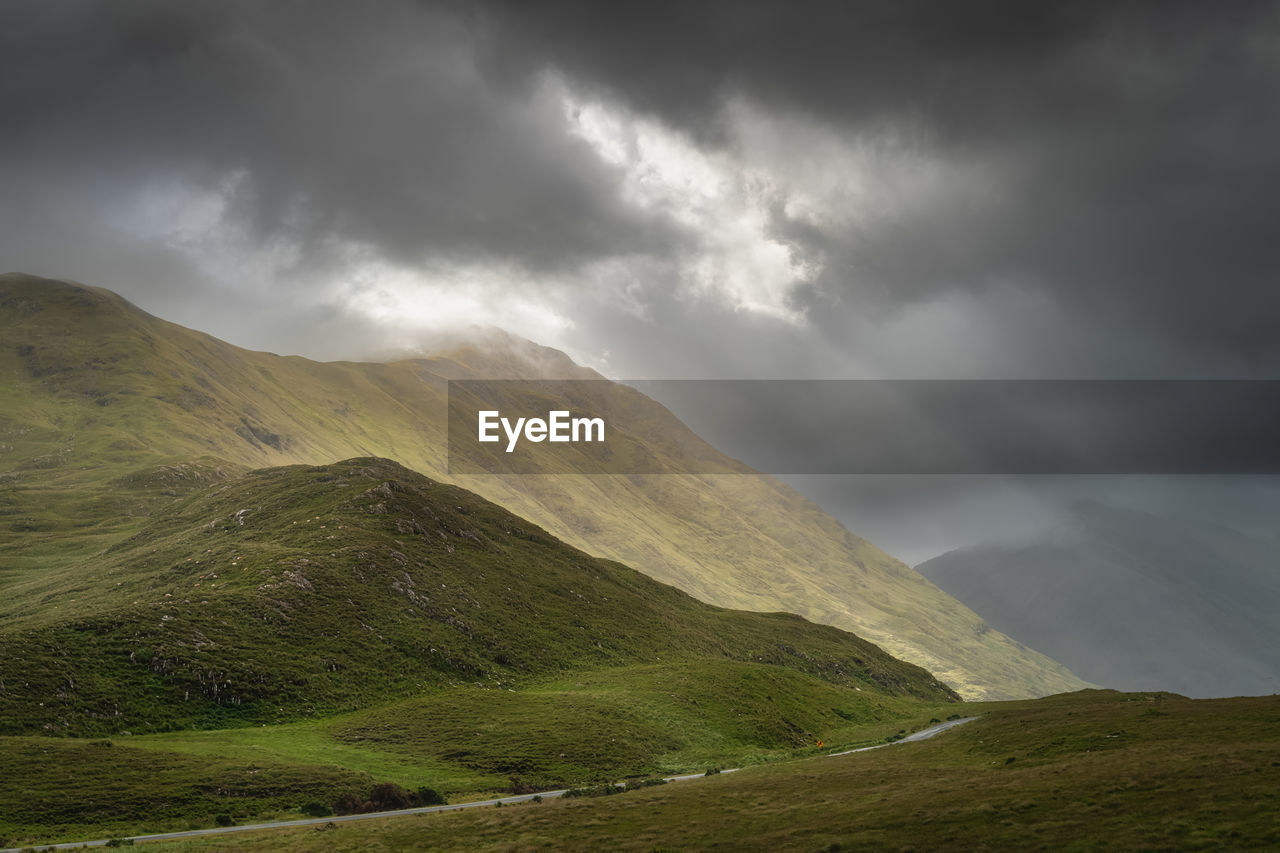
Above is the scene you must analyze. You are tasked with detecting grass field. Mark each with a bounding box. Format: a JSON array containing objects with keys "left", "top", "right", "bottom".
[
  {"left": 0, "top": 663, "right": 951, "bottom": 846},
  {"left": 118, "top": 690, "right": 1280, "bottom": 852},
  {"left": 0, "top": 457, "right": 960, "bottom": 847},
  {"left": 139, "top": 662, "right": 943, "bottom": 787}
]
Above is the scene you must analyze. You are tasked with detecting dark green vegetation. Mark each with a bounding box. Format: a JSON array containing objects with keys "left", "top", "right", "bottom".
[
  {"left": 918, "top": 500, "right": 1280, "bottom": 698},
  {"left": 135, "top": 691, "right": 1280, "bottom": 852},
  {"left": 0, "top": 737, "right": 370, "bottom": 844},
  {"left": 0, "top": 457, "right": 954, "bottom": 737},
  {"left": 0, "top": 663, "right": 948, "bottom": 845},
  {"left": 0, "top": 456, "right": 954, "bottom": 845},
  {"left": 0, "top": 272, "right": 1085, "bottom": 699}
]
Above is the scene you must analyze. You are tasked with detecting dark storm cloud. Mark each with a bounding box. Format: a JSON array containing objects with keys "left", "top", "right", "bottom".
[
  {"left": 479, "top": 0, "right": 1280, "bottom": 369},
  {"left": 0, "top": 0, "right": 681, "bottom": 277},
  {"left": 3, "top": 0, "right": 1277, "bottom": 564},
  {"left": 463, "top": 0, "right": 1280, "bottom": 565},
  {"left": 6, "top": 0, "right": 1279, "bottom": 370}
]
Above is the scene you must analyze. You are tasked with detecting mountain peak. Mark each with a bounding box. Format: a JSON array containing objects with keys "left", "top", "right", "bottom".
[
  {"left": 2, "top": 274, "right": 1090, "bottom": 700},
  {"left": 406, "top": 327, "right": 602, "bottom": 380},
  {"left": 1, "top": 272, "right": 143, "bottom": 321}
]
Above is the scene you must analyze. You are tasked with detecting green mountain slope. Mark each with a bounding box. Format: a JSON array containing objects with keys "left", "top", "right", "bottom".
[
  {"left": 0, "top": 272, "right": 1087, "bottom": 698},
  {"left": 0, "top": 456, "right": 956, "bottom": 736}
]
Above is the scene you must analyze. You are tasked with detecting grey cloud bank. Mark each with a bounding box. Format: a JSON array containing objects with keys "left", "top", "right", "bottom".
[{"left": 3, "top": 0, "right": 1278, "bottom": 556}]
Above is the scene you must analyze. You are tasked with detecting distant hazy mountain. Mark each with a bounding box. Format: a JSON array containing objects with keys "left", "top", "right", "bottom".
[
  {"left": 0, "top": 272, "right": 1087, "bottom": 699},
  {"left": 917, "top": 501, "right": 1280, "bottom": 697}
]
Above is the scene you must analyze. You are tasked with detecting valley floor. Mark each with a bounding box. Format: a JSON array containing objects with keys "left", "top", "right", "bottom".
[
  {"left": 141, "top": 690, "right": 1280, "bottom": 852},
  {"left": 0, "top": 662, "right": 949, "bottom": 849},
  {"left": 6, "top": 689, "right": 1280, "bottom": 851}
]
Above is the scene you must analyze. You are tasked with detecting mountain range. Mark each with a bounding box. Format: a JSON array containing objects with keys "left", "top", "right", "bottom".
[
  {"left": 0, "top": 272, "right": 1086, "bottom": 700},
  {"left": 917, "top": 500, "right": 1280, "bottom": 698},
  {"left": 0, "top": 273, "right": 978, "bottom": 841},
  {"left": 6, "top": 272, "right": 1280, "bottom": 851}
]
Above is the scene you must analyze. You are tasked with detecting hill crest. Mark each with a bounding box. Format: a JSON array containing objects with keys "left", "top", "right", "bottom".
[{"left": 0, "top": 456, "right": 957, "bottom": 735}]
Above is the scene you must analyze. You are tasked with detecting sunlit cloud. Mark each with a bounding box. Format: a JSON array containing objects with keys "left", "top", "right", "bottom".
[
  {"left": 339, "top": 253, "right": 576, "bottom": 351},
  {"left": 560, "top": 83, "right": 817, "bottom": 322}
]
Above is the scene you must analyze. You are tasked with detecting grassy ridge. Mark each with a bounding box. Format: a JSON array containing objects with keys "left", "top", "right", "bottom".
[
  {"left": 0, "top": 272, "right": 1085, "bottom": 699},
  {"left": 0, "top": 452, "right": 954, "bottom": 846},
  {"left": 0, "top": 457, "right": 955, "bottom": 737},
  {"left": 128, "top": 690, "right": 1280, "bottom": 852}
]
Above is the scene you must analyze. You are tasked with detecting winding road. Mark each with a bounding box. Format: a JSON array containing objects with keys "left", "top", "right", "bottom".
[{"left": 4, "top": 716, "right": 978, "bottom": 852}]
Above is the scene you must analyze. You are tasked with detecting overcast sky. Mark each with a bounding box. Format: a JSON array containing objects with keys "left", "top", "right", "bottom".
[{"left": 4, "top": 1, "right": 1279, "bottom": 560}]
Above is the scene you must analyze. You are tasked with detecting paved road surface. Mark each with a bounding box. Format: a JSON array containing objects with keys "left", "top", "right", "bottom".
[
  {"left": 4, "top": 717, "right": 977, "bottom": 851},
  {"left": 828, "top": 716, "right": 980, "bottom": 755}
]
